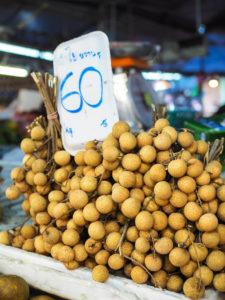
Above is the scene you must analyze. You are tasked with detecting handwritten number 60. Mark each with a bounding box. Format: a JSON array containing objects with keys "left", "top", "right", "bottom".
[{"left": 60, "top": 66, "right": 103, "bottom": 113}]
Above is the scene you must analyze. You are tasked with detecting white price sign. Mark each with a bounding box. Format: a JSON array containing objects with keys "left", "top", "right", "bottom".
[{"left": 53, "top": 31, "right": 119, "bottom": 155}]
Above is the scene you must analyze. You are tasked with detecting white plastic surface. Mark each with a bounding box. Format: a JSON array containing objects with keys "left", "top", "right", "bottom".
[
  {"left": 0, "top": 245, "right": 223, "bottom": 300},
  {"left": 53, "top": 31, "right": 119, "bottom": 155}
]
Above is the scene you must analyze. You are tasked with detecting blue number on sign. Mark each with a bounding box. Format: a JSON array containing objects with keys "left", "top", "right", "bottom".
[{"left": 60, "top": 66, "right": 103, "bottom": 113}]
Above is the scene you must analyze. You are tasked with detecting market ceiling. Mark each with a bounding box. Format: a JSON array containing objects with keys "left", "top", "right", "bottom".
[{"left": 0, "top": 0, "right": 225, "bottom": 51}]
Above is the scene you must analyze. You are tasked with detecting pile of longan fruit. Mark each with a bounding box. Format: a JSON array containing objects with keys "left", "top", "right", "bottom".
[{"left": 1, "top": 118, "right": 225, "bottom": 299}]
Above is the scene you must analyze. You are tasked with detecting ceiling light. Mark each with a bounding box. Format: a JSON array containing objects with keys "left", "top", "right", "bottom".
[
  {"left": 208, "top": 79, "right": 219, "bottom": 88},
  {"left": 142, "top": 72, "right": 182, "bottom": 81},
  {"left": 0, "top": 41, "right": 53, "bottom": 61},
  {"left": 0, "top": 65, "right": 28, "bottom": 77}
]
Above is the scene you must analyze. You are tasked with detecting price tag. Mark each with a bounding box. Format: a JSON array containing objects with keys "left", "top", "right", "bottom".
[{"left": 53, "top": 31, "right": 119, "bottom": 155}]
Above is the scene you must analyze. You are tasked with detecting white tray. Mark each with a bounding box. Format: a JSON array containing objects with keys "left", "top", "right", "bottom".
[{"left": 0, "top": 245, "right": 222, "bottom": 300}]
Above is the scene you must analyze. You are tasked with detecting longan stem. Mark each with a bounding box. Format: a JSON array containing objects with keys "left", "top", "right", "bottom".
[
  {"left": 8, "top": 216, "right": 31, "bottom": 232},
  {"left": 115, "top": 220, "right": 129, "bottom": 255}
]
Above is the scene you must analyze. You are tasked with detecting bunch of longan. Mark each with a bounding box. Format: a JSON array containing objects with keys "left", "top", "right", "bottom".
[{"left": 1, "top": 118, "right": 225, "bottom": 300}]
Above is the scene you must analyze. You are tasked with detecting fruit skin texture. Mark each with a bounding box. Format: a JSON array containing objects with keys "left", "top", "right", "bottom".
[
  {"left": 206, "top": 250, "right": 225, "bottom": 271},
  {"left": 0, "top": 275, "right": 29, "bottom": 300},
  {"left": 131, "top": 266, "right": 148, "bottom": 284},
  {"left": 213, "top": 273, "right": 225, "bottom": 292},
  {"left": 183, "top": 277, "right": 205, "bottom": 299},
  {"left": 168, "top": 159, "right": 187, "bottom": 178},
  {"left": 92, "top": 265, "right": 109, "bottom": 283}
]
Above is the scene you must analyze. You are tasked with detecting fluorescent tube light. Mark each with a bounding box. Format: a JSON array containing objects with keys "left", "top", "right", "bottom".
[
  {"left": 142, "top": 72, "right": 182, "bottom": 81},
  {"left": 0, "top": 42, "right": 53, "bottom": 61},
  {"left": 0, "top": 65, "right": 28, "bottom": 77}
]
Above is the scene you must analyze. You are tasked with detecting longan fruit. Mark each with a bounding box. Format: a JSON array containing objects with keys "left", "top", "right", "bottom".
[
  {"left": 180, "top": 260, "right": 197, "bottom": 277},
  {"left": 53, "top": 202, "right": 69, "bottom": 219},
  {"left": 108, "top": 253, "right": 125, "bottom": 270},
  {"left": 102, "top": 146, "right": 119, "bottom": 162},
  {"left": 0, "top": 231, "right": 12, "bottom": 245},
  {"left": 198, "top": 213, "right": 218, "bottom": 232},
  {"left": 43, "top": 227, "right": 61, "bottom": 244},
  {"left": 74, "top": 150, "right": 85, "bottom": 165},
  {"left": 33, "top": 172, "right": 47, "bottom": 186},
  {"left": 213, "top": 273, "right": 225, "bottom": 292},
  {"left": 184, "top": 202, "right": 202, "bottom": 222},
  {"left": 169, "top": 190, "right": 187, "bottom": 208},
  {"left": 92, "top": 265, "right": 109, "bottom": 283},
  {"left": 56, "top": 218, "right": 68, "bottom": 229},
  {"left": 187, "top": 192, "right": 197, "bottom": 202},
  {"left": 121, "top": 197, "right": 141, "bottom": 218},
  {"left": 156, "top": 150, "right": 170, "bottom": 164},
  {"left": 155, "top": 237, "right": 173, "bottom": 255},
  {"left": 50, "top": 242, "right": 63, "bottom": 259},
  {"left": 154, "top": 133, "right": 172, "bottom": 151},
  {"left": 53, "top": 150, "right": 70, "bottom": 166},
  {"left": 36, "top": 184, "right": 51, "bottom": 195},
  {"left": 148, "top": 164, "right": 166, "bottom": 182},
  {"left": 218, "top": 202, "right": 225, "bottom": 221},
  {"left": 22, "top": 239, "right": 35, "bottom": 252},
  {"left": 162, "top": 126, "right": 177, "bottom": 143},
  {"left": 183, "top": 277, "right": 205, "bottom": 299},
  {"left": 198, "top": 184, "right": 216, "bottom": 202},
  {"left": 167, "top": 275, "right": 183, "bottom": 292},
  {"left": 112, "top": 121, "right": 130, "bottom": 138},
  {"left": 88, "top": 221, "right": 105, "bottom": 240},
  {"left": 105, "top": 220, "right": 120, "bottom": 234},
  {"left": 168, "top": 212, "right": 186, "bottom": 230},
  {"left": 11, "top": 167, "right": 25, "bottom": 182},
  {"left": 83, "top": 203, "right": 100, "bottom": 222},
  {"left": 196, "top": 171, "right": 211, "bottom": 186},
  {"left": 130, "top": 188, "right": 145, "bottom": 202},
  {"left": 152, "top": 270, "right": 168, "bottom": 288},
  {"left": 25, "top": 170, "right": 35, "bottom": 185},
  {"left": 174, "top": 229, "right": 194, "bottom": 248},
  {"left": 85, "top": 238, "right": 102, "bottom": 255},
  {"left": 145, "top": 199, "right": 159, "bottom": 212},
  {"left": 70, "top": 176, "right": 81, "bottom": 190},
  {"left": 162, "top": 203, "right": 176, "bottom": 214},
  {"left": 206, "top": 250, "right": 225, "bottom": 271},
  {"left": 177, "top": 176, "right": 196, "bottom": 194},
  {"left": 140, "top": 229, "right": 158, "bottom": 240},
  {"left": 143, "top": 185, "right": 153, "bottom": 196},
  {"left": 48, "top": 190, "right": 64, "bottom": 202},
  {"left": 68, "top": 189, "right": 88, "bottom": 209},
  {"left": 206, "top": 160, "right": 222, "bottom": 179},
  {"left": 152, "top": 211, "right": 168, "bottom": 231},
  {"left": 135, "top": 172, "right": 143, "bottom": 189},
  {"left": 154, "top": 118, "right": 169, "bottom": 132},
  {"left": 74, "top": 244, "right": 88, "bottom": 262},
  {"left": 64, "top": 260, "right": 79, "bottom": 270},
  {"left": 96, "top": 195, "right": 113, "bottom": 214},
  {"left": 34, "top": 235, "right": 45, "bottom": 254},
  {"left": 145, "top": 254, "right": 162, "bottom": 272},
  {"left": 178, "top": 131, "right": 194, "bottom": 148},
  {"left": 29, "top": 193, "right": 47, "bottom": 213},
  {"left": 122, "top": 153, "right": 141, "bottom": 171},
  {"left": 139, "top": 145, "right": 156, "bottom": 163},
  {"left": 161, "top": 227, "right": 175, "bottom": 240},
  {"left": 20, "top": 225, "right": 36, "bottom": 239},
  {"left": 80, "top": 176, "right": 97, "bottom": 192},
  {"left": 217, "top": 224, "right": 225, "bottom": 245},
  {"left": 95, "top": 250, "right": 110, "bottom": 265},
  {"left": 163, "top": 256, "right": 177, "bottom": 273},
  {"left": 217, "top": 185, "right": 225, "bottom": 201},
  {"left": 30, "top": 125, "right": 45, "bottom": 140},
  {"left": 154, "top": 181, "right": 172, "bottom": 200},
  {"left": 36, "top": 212, "right": 51, "bottom": 225},
  {"left": 137, "top": 132, "right": 152, "bottom": 147},
  {"left": 32, "top": 159, "right": 47, "bottom": 174},
  {"left": 119, "top": 170, "right": 136, "bottom": 188},
  {"left": 119, "top": 132, "right": 137, "bottom": 152},
  {"left": 131, "top": 266, "right": 148, "bottom": 284},
  {"left": 121, "top": 241, "right": 133, "bottom": 256},
  {"left": 194, "top": 265, "right": 213, "bottom": 286},
  {"left": 84, "top": 257, "right": 97, "bottom": 269},
  {"left": 54, "top": 168, "right": 68, "bottom": 183},
  {"left": 85, "top": 140, "right": 96, "bottom": 150},
  {"left": 126, "top": 226, "right": 139, "bottom": 242},
  {"left": 84, "top": 149, "right": 102, "bottom": 167},
  {"left": 20, "top": 138, "right": 35, "bottom": 153},
  {"left": 135, "top": 237, "right": 150, "bottom": 253},
  {"left": 131, "top": 250, "right": 145, "bottom": 264},
  {"left": 124, "top": 263, "right": 132, "bottom": 278},
  {"left": 189, "top": 243, "right": 208, "bottom": 262},
  {"left": 73, "top": 209, "right": 86, "bottom": 226},
  {"left": 102, "top": 136, "right": 119, "bottom": 149},
  {"left": 186, "top": 141, "right": 198, "bottom": 154},
  {"left": 5, "top": 185, "right": 21, "bottom": 200},
  {"left": 57, "top": 245, "right": 74, "bottom": 263},
  {"left": 168, "top": 159, "right": 187, "bottom": 178},
  {"left": 62, "top": 229, "right": 80, "bottom": 247},
  {"left": 106, "top": 232, "right": 121, "bottom": 250},
  {"left": 97, "top": 180, "right": 112, "bottom": 195},
  {"left": 197, "top": 140, "right": 208, "bottom": 155},
  {"left": 135, "top": 210, "right": 153, "bottom": 231},
  {"left": 169, "top": 247, "right": 190, "bottom": 267}
]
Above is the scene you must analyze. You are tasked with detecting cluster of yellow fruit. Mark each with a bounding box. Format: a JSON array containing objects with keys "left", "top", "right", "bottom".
[{"left": 1, "top": 118, "right": 225, "bottom": 299}]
